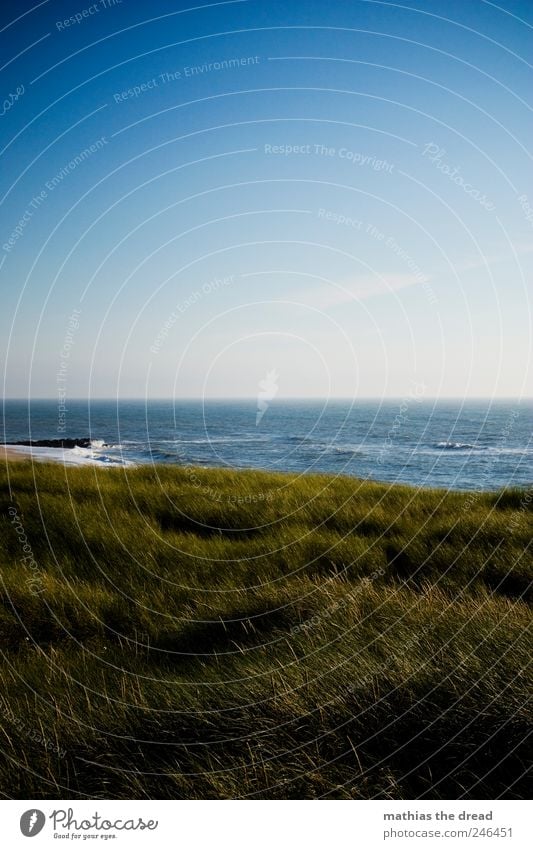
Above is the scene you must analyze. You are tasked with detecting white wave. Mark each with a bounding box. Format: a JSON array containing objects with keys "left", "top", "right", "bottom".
[
  {"left": 174, "top": 436, "right": 263, "bottom": 445},
  {"left": 7, "top": 445, "right": 130, "bottom": 467},
  {"left": 435, "top": 441, "right": 480, "bottom": 450}
]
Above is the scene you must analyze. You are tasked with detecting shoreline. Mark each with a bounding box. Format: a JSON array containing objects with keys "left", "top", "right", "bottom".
[
  {"left": 2, "top": 400, "right": 531, "bottom": 491},
  {"left": 0, "top": 442, "right": 129, "bottom": 468},
  {"left": 0, "top": 445, "right": 530, "bottom": 494},
  {"left": 0, "top": 446, "right": 32, "bottom": 462}
]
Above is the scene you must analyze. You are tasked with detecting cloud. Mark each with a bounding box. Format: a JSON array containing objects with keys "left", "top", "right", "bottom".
[
  {"left": 297, "top": 273, "right": 429, "bottom": 308},
  {"left": 448, "top": 243, "right": 533, "bottom": 275}
]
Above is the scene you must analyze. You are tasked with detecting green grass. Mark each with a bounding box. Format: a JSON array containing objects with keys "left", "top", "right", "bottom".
[{"left": 0, "top": 460, "right": 531, "bottom": 798}]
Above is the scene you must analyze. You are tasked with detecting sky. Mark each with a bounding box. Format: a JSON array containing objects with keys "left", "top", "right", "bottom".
[{"left": 1, "top": 0, "right": 532, "bottom": 399}]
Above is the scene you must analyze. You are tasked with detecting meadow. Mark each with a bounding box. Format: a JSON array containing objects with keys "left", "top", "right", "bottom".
[{"left": 0, "top": 459, "right": 531, "bottom": 798}]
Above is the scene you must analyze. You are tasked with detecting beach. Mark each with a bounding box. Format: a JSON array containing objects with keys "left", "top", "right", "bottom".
[{"left": 0, "top": 445, "right": 31, "bottom": 462}]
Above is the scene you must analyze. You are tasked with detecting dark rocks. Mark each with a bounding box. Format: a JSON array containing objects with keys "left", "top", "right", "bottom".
[{"left": 2, "top": 438, "right": 92, "bottom": 449}]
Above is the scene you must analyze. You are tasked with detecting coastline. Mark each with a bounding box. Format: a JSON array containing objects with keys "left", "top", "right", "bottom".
[
  {"left": 0, "top": 445, "right": 530, "bottom": 496},
  {"left": 0, "top": 443, "right": 531, "bottom": 494},
  {"left": 0, "top": 443, "right": 129, "bottom": 467},
  {"left": 3, "top": 399, "right": 531, "bottom": 490}
]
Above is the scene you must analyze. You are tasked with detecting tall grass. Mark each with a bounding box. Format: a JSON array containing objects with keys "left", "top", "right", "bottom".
[{"left": 0, "top": 460, "right": 531, "bottom": 798}]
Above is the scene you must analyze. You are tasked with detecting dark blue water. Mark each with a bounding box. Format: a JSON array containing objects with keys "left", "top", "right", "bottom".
[{"left": 2, "top": 399, "right": 532, "bottom": 491}]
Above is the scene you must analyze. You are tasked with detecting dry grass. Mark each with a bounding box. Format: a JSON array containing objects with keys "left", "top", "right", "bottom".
[{"left": 0, "top": 460, "right": 531, "bottom": 798}]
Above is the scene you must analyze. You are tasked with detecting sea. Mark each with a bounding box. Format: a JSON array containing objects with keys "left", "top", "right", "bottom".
[{"left": 2, "top": 399, "right": 532, "bottom": 491}]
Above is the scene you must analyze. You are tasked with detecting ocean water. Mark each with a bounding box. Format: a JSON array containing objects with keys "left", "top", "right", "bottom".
[{"left": 2, "top": 399, "right": 532, "bottom": 491}]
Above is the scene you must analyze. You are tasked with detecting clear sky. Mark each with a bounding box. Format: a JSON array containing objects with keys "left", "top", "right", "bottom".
[{"left": 1, "top": 0, "right": 532, "bottom": 399}]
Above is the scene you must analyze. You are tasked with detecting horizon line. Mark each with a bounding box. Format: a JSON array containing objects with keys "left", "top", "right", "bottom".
[{"left": 2, "top": 396, "right": 531, "bottom": 402}]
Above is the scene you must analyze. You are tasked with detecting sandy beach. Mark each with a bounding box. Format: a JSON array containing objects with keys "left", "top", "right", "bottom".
[{"left": 0, "top": 445, "right": 31, "bottom": 462}]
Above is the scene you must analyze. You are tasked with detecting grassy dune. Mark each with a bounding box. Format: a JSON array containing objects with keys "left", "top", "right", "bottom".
[{"left": 0, "top": 460, "right": 531, "bottom": 799}]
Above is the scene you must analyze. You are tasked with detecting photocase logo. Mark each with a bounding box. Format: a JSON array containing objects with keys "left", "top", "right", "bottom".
[
  {"left": 256, "top": 369, "right": 279, "bottom": 425},
  {"left": 20, "top": 809, "right": 45, "bottom": 837}
]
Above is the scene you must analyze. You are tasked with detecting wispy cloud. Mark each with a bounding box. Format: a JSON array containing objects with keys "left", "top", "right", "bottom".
[
  {"left": 448, "top": 243, "right": 533, "bottom": 275},
  {"left": 297, "top": 273, "right": 429, "bottom": 308}
]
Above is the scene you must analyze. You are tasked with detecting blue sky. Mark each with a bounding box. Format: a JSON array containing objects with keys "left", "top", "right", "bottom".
[{"left": 1, "top": 0, "right": 532, "bottom": 398}]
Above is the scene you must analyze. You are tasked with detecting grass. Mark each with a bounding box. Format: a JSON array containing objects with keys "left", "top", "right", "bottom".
[{"left": 0, "top": 459, "right": 531, "bottom": 799}]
